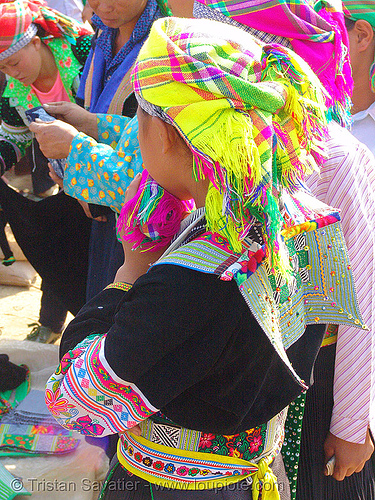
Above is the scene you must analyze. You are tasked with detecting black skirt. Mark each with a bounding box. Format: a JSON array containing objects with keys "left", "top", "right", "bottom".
[{"left": 296, "top": 344, "right": 375, "bottom": 500}]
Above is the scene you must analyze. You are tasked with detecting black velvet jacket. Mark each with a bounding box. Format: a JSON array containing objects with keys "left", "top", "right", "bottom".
[{"left": 60, "top": 263, "right": 325, "bottom": 435}]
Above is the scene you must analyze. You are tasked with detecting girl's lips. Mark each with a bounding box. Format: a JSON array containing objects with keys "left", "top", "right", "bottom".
[{"left": 100, "top": 18, "right": 116, "bottom": 23}]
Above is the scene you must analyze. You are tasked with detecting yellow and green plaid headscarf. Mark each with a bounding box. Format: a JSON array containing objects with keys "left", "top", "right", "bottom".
[
  {"left": 132, "top": 17, "right": 328, "bottom": 268},
  {"left": 343, "top": 0, "right": 375, "bottom": 91}
]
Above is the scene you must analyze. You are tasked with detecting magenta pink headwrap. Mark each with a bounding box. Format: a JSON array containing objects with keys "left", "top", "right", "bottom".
[{"left": 194, "top": 0, "right": 353, "bottom": 126}]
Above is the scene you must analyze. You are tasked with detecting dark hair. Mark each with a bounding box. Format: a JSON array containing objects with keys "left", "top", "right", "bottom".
[{"left": 344, "top": 16, "right": 356, "bottom": 31}]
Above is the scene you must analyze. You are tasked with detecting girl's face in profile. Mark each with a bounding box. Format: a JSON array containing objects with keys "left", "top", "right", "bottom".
[
  {"left": 88, "top": 0, "right": 148, "bottom": 29},
  {"left": 137, "top": 107, "right": 193, "bottom": 201},
  {"left": 0, "top": 38, "right": 42, "bottom": 86}
]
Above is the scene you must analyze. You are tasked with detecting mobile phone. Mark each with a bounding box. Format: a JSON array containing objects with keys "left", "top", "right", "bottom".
[
  {"left": 25, "top": 105, "right": 56, "bottom": 124},
  {"left": 25, "top": 106, "right": 67, "bottom": 179},
  {"left": 325, "top": 455, "right": 336, "bottom": 476}
]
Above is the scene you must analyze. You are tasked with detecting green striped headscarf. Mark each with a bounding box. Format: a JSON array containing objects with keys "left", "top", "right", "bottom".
[{"left": 343, "top": 0, "right": 375, "bottom": 26}]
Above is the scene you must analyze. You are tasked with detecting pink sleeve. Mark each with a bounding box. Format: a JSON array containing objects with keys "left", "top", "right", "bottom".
[{"left": 307, "top": 128, "right": 375, "bottom": 444}]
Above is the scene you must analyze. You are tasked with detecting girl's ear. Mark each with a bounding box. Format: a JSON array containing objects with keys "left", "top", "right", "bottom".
[
  {"left": 353, "top": 19, "right": 374, "bottom": 52},
  {"left": 31, "top": 36, "right": 42, "bottom": 51},
  {"left": 153, "top": 116, "right": 180, "bottom": 155}
]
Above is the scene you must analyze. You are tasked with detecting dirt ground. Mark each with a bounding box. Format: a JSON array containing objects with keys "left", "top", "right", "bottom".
[
  {"left": 0, "top": 275, "right": 74, "bottom": 342},
  {"left": 0, "top": 275, "right": 43, "bottom": 341}
]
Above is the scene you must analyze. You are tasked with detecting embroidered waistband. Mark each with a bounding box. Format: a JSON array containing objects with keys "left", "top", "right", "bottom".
[
  {"left": 138, "top": 415, "right": 282, "bottom": 462},
  {"left": 116, "top": 410, "right": 286, "bottom": 496},
  {"left": 321, "top": 324, "right": 338, "bottom": 347},
  {"left": 117, "top": 432, "right": 280, "bottom": 498}
]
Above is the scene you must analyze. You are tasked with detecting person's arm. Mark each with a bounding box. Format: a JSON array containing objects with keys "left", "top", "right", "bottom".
[
  {"left": 47, "top": 264, "right": 242, "bottom": 436},
  {"left": 63, "top": 115, "right": 142, "bottom": 212},
  {"left": 327, "top": 143, "right": 374, "bottom": 441},
  {"left": 30, "top": 114, "right": 140, "bottom": 211},
  {"left": 324, "top": 430, "right": 374, "bottom": 481},
  {"left": 42, "top": 102, "right": 99, "bottom": 139},
  {"left": 309, "top": 133, "right": 375, "bottom": 478},
  {"left": 46, "top": 332, "right": 159, "bottom": 437},
  {"left": 324, "top": 177, "right": 375, "bottom": 479},
  {"left": 39, "top": 78, "right": 130, "bottom": 142},
  {"left": 96, "top": 113, "right": 133, "bottom": 146},
  {"left": 59, "top": 284, "right": 132, "bottom": 359}
]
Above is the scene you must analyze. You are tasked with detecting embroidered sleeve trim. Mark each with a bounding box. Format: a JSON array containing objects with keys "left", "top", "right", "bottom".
[
  {"left": 99, "top": 337, "right": 159, "bottom": 412},
  {"left": 105, "top": 282, "right": 133, "bottom": 292},
  {"left": 45, "top": 334, "right": 158, "bottom": 437}
]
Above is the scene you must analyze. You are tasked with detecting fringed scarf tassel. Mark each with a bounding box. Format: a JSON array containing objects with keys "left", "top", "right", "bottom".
[
  {"left": 261, "top": 45, "right": 329, "bottom": 182},
  {"left": 156, "top": 0, "right": 172, "bottom": 17},
  {"left": 117, "top": 170, "right": 194, "bottom": 251},
  {"left": 193, "top": 108, "right": 290, "bottom": 273}
]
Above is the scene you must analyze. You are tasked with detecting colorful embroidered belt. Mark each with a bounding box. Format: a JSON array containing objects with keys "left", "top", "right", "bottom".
[
  {"left": 117, "top": 433, "right": 280, "bottom": 497},
  {"left": 321, "top": 324, "right": 338, "bottom": 347},
  {"left": 116, "top": 410, "right": 286, "bottom": 496}
]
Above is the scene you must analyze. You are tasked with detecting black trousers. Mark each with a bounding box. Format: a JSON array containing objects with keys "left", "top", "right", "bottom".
[
  {"left": 28, "top": 139, "right": 56, "bottom": 195},
  {"left": 39, "top": 280, "right": 68, "bottom": 333},
  {"left": 86, "top": 213, "right": 124, "bottom": 301},
  {"left": 0, "top": 209, "right": 13, "bottom": 260}
]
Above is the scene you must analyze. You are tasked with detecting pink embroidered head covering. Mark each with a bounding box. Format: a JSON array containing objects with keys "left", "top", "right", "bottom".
[{"left": 194, "top": 0, "right": 354, "bottom": 127}]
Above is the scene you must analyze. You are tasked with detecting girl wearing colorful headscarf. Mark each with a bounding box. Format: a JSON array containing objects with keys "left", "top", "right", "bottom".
[
  {"left": 45, "top": 16, "right": 364, "bottom": 500},
  {"left": 0, "top": 0, "right": 92, "bottom": 193}
]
